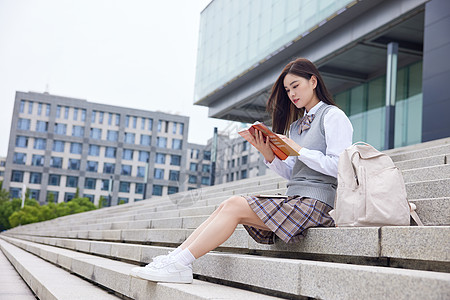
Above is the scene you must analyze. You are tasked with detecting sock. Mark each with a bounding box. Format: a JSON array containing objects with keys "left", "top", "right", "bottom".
[
  {"left": 175, "top": 248, "right": 196, "bottom": 267},
  {"left": 168, "top": 246, "right": 183, "bottom": 257}
]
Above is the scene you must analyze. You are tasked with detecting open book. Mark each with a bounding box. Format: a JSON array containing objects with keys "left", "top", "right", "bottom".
[{"left": 238, "top": 121, "right": 299, "bottom": 160}]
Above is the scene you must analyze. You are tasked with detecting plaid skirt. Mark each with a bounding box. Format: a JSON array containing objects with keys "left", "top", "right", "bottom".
[{"left": 243, "top": 195, "right": 334, "bottom": 244}]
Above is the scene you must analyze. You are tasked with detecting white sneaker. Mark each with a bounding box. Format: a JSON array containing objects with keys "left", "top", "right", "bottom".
[{"left": 130, "top": 256, "right": 193, "bottom": 283}]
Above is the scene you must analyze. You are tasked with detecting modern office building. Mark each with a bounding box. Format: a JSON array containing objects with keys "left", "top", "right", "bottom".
[
  {"left": 3, "top": 91, "right": 191, "bottom": 205},
  {"left": 194, "top": 0, "right": 450, "bottom": 150},
  {"left": 0, "top": 157, "right": 6, "bottom": 182}
]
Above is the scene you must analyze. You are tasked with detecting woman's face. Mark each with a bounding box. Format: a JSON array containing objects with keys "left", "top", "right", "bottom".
[{"left": 283, "top": 73, "right": 319, "bottom": 112}]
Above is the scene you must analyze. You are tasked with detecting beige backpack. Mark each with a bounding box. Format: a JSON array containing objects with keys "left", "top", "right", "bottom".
[{"left": 329, "top": 142, "right": 422, "bottom": 227}]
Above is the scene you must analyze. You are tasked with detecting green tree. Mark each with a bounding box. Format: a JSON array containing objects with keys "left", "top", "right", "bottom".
[
  {"left": 47, "top": 192, "right": 55, "bottom": 203},
  {"left": 74, "top": 188, "right": 80, "bottom": 199},
  {"left": 98, "top": 196, "right": 107, "bottom": 209}
]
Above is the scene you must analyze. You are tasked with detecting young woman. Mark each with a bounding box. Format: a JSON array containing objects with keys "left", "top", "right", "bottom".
[{"left": 131, "top": 58, "right": 353, "bottom": 283}]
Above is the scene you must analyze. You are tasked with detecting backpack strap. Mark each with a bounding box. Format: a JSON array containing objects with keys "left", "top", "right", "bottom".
[{"left": 409, "top": 202, "right": 424, "bottom": 226}]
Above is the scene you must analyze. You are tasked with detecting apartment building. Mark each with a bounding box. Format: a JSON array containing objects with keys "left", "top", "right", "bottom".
[
  {"left": 3, "top": 91, "right": 189, "bottom": 206},
  {"left": 0, "top": 157, "right": 5, "bottom": 183}
]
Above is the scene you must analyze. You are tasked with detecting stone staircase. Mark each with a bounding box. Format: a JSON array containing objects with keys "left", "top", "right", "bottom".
[{"left": 1, "top": 138, "right": 449, "bottom": 299}]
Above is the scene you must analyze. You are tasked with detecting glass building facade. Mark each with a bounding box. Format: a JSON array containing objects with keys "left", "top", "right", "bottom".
[
  {"left": 335, "top": 61, "right": 423, "bottom": 149},
  {"left": 195, "top": 0, "right": 356, "bottom": 102}
]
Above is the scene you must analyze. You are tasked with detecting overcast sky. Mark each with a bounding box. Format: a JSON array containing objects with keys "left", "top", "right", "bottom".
[{"left": 0, "top": 0, "right": 237, "bottom": 157}]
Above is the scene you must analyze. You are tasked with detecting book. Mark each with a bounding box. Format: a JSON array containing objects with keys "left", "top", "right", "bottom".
[{"left": 238, "top": 121, "right": 299, "bottom": 160}]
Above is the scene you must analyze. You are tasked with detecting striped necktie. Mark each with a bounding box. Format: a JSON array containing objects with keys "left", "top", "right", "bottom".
[{"left": 299, "top": 114, "right": 315, "bottom": 134}]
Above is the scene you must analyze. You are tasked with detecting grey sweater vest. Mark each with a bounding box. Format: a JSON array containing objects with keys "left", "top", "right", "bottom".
[{"left": 286, "top": 104, "right": 337, "bottom": 208}]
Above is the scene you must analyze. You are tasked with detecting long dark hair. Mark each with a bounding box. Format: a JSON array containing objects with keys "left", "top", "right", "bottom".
[{"left": 267, "top": 58, "right": 336, "bottom": 134}]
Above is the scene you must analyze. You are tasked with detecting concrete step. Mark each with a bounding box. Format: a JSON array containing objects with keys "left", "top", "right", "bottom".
[
  {"left": 8, "top": 225, "right": 449, "bottom": 268},
  {"left": 0, "top": 238, "right": 118, "bottom": 300},
  {"left": 0, "top": 245, "right": 36, "bottom": 300},
  {"left": 384, "top": 137, "right": 450, "bottom": 156},
  {"left": 390, "top": 144, "right": 450, "bottom": 162},
  {"left": 1, "top": 236, "right": 282, "bottom": 300},
  {"left": 410, "top": 198, "right": 450, "bottom": 226},
  {"left": 395, "top": 154, "right": 448, "bottom": 170},
  {"left": 402, "top": 164, "right": 450, "bottom": 183},
  {"left": 406, "top": 178, "right": 450, "bottom": 200},
  {"left": 3, "top": 235, "right": 449, "bottom": 300}
]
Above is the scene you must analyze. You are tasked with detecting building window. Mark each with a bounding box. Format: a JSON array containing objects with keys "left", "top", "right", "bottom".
[
  {"left": 66, "top": 176, "right": 78, "bottom": 188},
  {"left": 86, "top": 161, "right": 98, "bottom": 172},
  {"left": 90, "top": 128, "right": 102, "bottom": 140},
  {"left": 243, "top": 141, "right": 249, "bottom": 151},
  {"left": 36, "top": 121, "right": 48, "bottom": 132},
  {"left": 84, "top": 194, "right": 95, "bottom": 203},
  {"left": 73, "top": 108, "right": 78, "bottom": 120},
  {"left": 56, "top": 105, "right": 61, "bottom": 118},
  {"left": 242, "top": 155, "right": 248, "bottom": 165},
  {"left": 28, "top": 172, "right": 41, "bottom": 184},
  {"left": 170, "top": 155, "right": 181, "bottom": 166},
  {"left": 52, "top": 140, "right": 65, "bottom": 152},
  {"left": 54, "top": 123, "right": 67, "bottom": 135},
  {"left": 31, "top": 154, "right": 44, "bottom": 166},
  {"left": 189, "top": 162, "right": 197, "bottom": 171},
  {"left": 169, "top": 170, "right": 179, "bottom": 181},
  {"left": 29, "top": 189, "right": 40, "bottom": 200},
  {"left": 108, "top": 112, "right": 113, "bottom": 125},
  {"left": 46, "top": 191, "right": 58, "bottom": 202},
  {"left": 81, "top": 109, "right": 86, "bottom": 121},
  {"left": 135, "top": 183, "right": 145, "bottom": 194},
  {"left": 101, "top": 179, "right": 110, "bottom": 191},
  {"left": 48, "top": 174, "right": 61, "bottom": 186},
  {"left": 99, "top": 111, "right": 104, "bottom": 124},
  {"left": 13, "top": 152, "right": 26, "bottom": 165},
  {"left": 173, "top": 122, "right": 177, "bottom": 134},
  {"left": 50, "top": 157, "right": 62, "bottom": 168},
  {"left": 103, "top": 163, "right": 115, "bottom": 174},
  {"left": 241, "top": 169, "right": 248, "bottom": 179},
  {"left": 119, "top": 181, "right": 130, "bottom": 193},
  {"left": 179, "top": 123, "right": 184, "bottom": 135},
  {"left": 155, "top": 153, "right": 165, "bottom": 164},
  {"left": 64, "top": 107, "right": 69, "bottom": 119},
  {"left": 46, "top": 104, "right": 51, "bottom": 116},
  {"left": 70, "top": 142, "right": 83, "bottom": 154},
  {"left": 64, "top": 192, "right": 75, "bottom": 202},
  {"left": 152, "top": 185, "right": 163, "bottom": 196},
  {"left": 84, "top": 178, "right": 96, "bottom": 190},
  {"left": 17, "top": 118, "right": 30, "bottom": 130},
  {"left": 115, "top": 114, "right": 120, "bottom": 126},
  {"left": 122, "top": 149, "right": 134, "bottom": 160},
  {"left": 118, "top": 197, "right": 128, "bottom": 204},
  {"left": 154, "top": 168, "right": 164, "bottom": 179},
  {"left": 121, "top": 165, "right": 132, "bottom": 175},
  {"left": 165, "top": 121, "right": 169, "bottom": 133},
  {"left": 11, "top": 170, "right": 24, "bottom": 182},
  {"left": 201, "top": 176, "right": 210, "bottom": 185},
  {"left": 16, "top": 136, "right": 28, "bottom": 148},
  {"left": 172, "top": 139, "right": 182, "bottom": 150},
  {"left": 188, "top": 175, "right": 197, "bottom": 184},
  {"left": 72, "top": 125, "right": 84, "bottom": 137},
  {"left": 147, "top": 118, "right": 153, "bottom": 131},
  {"left": 138, "top": 151, "right": 149, "bottom": 162},
  {"left": 34, "top": 138, "right": 46, "bottom": 150},
  {"left": 28, "top": 101, "right": 33, "bottom": 114},
  {"left": 20, "top": 100, "right": 25, "bottom": 113},
  {"left": 157, "top": 120, "right": 162, "bottom": 132},
  {"left": 140, "top": 134, "right": 151, "bottom": 146},
  {"left": 91, "top": 111, "right": 96, "bottom": 123},
  {"left": 137, "top": 166, "right": 146, "bottom": 178},
  {"left": 156, "top": 137, "right": 167, "bottom": 148},
  {"left": 204, "top": 151, "right": 211, "bottom": 160},
  {"left": 10, "top": 187, "right": 22, "bottom": 198},
  {"left": 105, "top": 147, "right": 116, "bottom": 158},
  {"left": 124, "top": 133, "right": 135, "bottom": 144},
  {"left": 132, "top": 116, "right": 137, "bottom": 128},
  {"left": 107, "top": 130, "right": 118, "bottom": 142},
  {"left": 68, "top": 159, "right": 81, "bottom": 170},
  {"left": 202, "top": 164, "right": 211, "bottom": 173},
  {"left": 168, "top": 186, "right": 178, "bottom": 194},
  {"left": 88, "top": 144, "right": 100, "bottom": 156}
]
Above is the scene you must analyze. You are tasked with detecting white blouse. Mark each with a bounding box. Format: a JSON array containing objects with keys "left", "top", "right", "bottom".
[{"left": 265, "top": 101, "right": 353, "bottom": 179}]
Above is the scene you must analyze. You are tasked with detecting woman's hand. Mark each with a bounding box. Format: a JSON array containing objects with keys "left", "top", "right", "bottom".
[
  {"left": 277, "top": 134, "right": 302, "bottom": 153},
  {"left": 249, "top": 130, "right": 276, "bottom": 163}
]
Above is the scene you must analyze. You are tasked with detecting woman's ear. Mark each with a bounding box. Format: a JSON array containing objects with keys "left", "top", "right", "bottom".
[{"left": 310, "top": 75, "right": 318, "bottom": 89}]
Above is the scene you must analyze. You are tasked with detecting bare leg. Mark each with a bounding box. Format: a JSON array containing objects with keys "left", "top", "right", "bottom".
[
  {"left": 179, "top": 204, "right": 224, "bottom": 250},
  {"left": 187, "top": 196, "right": 270, "bottom": 259}
]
